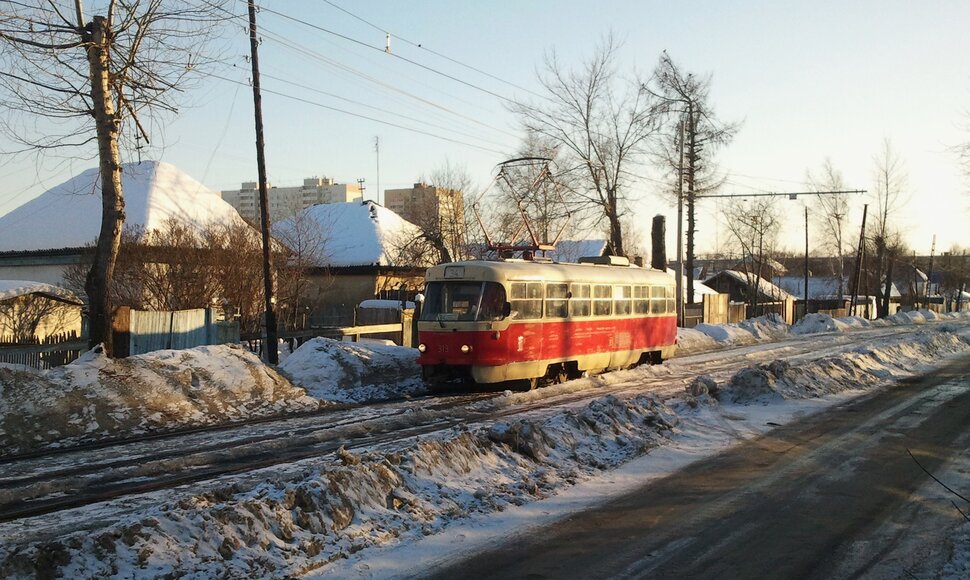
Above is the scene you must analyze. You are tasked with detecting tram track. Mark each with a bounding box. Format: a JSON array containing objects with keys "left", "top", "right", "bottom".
[{"left": 0, "top": 322, "right": 952, "bottom": 524}]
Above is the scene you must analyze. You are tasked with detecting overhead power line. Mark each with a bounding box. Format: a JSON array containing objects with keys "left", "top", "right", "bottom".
[
  {"left": 318, "top": 0, "right": 546, "bottom": 100},
  {"left": 210, "top": 72, "right": 507, "bottom": 155},
  {"left": 252, "top": 2, "right": 519, "bottom": 105}
]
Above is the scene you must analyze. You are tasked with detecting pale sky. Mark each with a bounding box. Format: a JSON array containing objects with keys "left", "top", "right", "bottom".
[{"left": 1, "top": 0, "right": 968, "bottom": 255}]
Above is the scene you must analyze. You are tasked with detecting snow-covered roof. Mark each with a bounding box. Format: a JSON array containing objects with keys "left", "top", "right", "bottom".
[
  {"left": 273, "top": 201, "right": 424, "bottom": 267},
  {"left": 0, "top": 160, "right": 249, "bottom": 252},
  {"left": 774, "top": 276, "right": 853, "bottom": 300},
  {"left": 545, "top": 239, "right": 608, "bottom": 263},
  {"left": 666, "top": 268, "right": 719, "bottom": 303},
  {"left": 706, "top": 270, "right": 796, "bottom": 301},
  {"left": 0, "top": 280, "right": 82, "bottom": 304}
]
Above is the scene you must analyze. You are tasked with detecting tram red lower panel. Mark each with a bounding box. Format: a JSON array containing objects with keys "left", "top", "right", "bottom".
[{"left": 417, "top": 315, "right": 676, "bottom": 368}]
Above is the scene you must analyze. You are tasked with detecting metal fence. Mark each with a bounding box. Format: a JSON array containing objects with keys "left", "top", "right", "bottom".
[{"left": 116, "top": 306, "right": 240, "bottom": 357}]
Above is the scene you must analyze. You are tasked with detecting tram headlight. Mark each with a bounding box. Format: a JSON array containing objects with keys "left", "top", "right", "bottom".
[
  {"left": 460, "top": 344, "right": 472, "bottom": 354},
  {"left": 417, "top": 343, "right": 427, "bottom": 353}
]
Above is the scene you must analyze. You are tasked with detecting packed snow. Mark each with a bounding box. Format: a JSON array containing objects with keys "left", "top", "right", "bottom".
[
  {"left": 279, "top": 338, "right": 423, "bottom": 403},
  {"left": 1, "top": 313, "right": 969, "bottom": 578}
]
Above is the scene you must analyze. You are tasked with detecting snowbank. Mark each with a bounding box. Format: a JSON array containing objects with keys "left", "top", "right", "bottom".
[
  {"left": 0, "top": 345, "right": 319, "bottom": 456},
  {"left": 279, "top": 338, "right": 424, "bottom": 403},
  {"left": 791, "top": 313, "right": 848, "bottom": 335}
]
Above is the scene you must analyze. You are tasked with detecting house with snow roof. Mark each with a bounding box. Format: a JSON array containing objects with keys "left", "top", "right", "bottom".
[
  {"left": 703, "top": 269, "right": 796, "bottom": 323},
  {"left": 0, "top": 160, "right": 252, "bottom": 289},
  {"left": 0, "top": 280, "right": 83, "bottom": 342},
  {"left": 272, "top": 200, "right": 435, "bottom": 323}
]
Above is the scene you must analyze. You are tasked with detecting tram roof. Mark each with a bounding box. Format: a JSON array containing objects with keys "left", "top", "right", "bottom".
[{"left": 425, "top": 259, "right": 675, "bottom": 285}]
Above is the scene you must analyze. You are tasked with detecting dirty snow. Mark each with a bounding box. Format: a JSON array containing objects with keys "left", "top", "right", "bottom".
[
  {"left": 1, "top": 314, "right": 969, "bottom": 578},
  {"left": 0, "top": 344, "right": 319, "bottom": 456},
  {"left": 279, "top": 337, "right": 423, "bottom": 403}
]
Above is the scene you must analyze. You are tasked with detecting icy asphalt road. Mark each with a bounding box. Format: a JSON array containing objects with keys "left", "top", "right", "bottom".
[{"left": 425, "top": 352, "right": 970, "bottom": 579}]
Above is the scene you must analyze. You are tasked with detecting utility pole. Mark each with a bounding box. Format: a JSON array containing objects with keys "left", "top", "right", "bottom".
[
  {"left": 357, "top": 178, "right": 366, "bottom": 202},
  {"left": 675, "top": 119, "right": 685, "bottom": 327},
  {"left": 247, "top": 0, "right": 278, "bottom": 365},
  {"left": 374, "top": 137, "right": 381, "bottom": 205},
  {"left": 925, "top": 235, "right": 936, "bottom": 308},
  {"left": 804, "top": 206, "right": 809, "bottom": 315},
  {"left": 849, "top": 204, "right": 868, "bottom": 316}
]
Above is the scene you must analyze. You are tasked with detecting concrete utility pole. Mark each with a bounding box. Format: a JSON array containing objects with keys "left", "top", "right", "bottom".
[{"left": 247, "top": 0, "right": 278, "bottom": 365}]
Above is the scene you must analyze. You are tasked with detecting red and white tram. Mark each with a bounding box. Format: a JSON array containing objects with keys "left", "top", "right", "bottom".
[{"left": 416, "top": 256, "right": 677, "bottom": 390}]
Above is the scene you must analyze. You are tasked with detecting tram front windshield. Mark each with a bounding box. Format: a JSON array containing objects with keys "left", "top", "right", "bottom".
[{"left": 421, "top": 281, "right": 507, "bottom": 322}]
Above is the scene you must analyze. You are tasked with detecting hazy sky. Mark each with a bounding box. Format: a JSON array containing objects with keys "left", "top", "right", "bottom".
[{"left": 2, "top": 0, "right": 968, "bottom": 255}]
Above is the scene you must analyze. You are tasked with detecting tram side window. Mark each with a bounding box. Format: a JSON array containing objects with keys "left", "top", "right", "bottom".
[
  {"left": 665, "top": 285, "right": 676, "bottom": 313},
  {"left": 510, "top": 282, "right": 543, "bottom": 319},
  {"left": 546, "top": 283, "right": 569, "bottom": 318},
  {"left": 614, "top": 285, "right": 632, "bottom": 315},
  {"left": 650, "top": 285, "right": 666, "bottom": 314},
  {"left": 570, "top": 283, "right": 591, "bottom": 317},
  {"left": 634, "top": 286, "right": 650, "bottom": 314},
  {"left": 593, "top": 284, "right": 613, "bottom": 316}
]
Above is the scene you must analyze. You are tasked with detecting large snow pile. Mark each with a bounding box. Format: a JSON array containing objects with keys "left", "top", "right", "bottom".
[
  {"left": 280, "top": 337, "right": 423, "bottom": 403},
  {"left": 738, "top": 313, "right": 789, "bottom": 339},
  {"left": 791, "top": 313, "right": 848, "bottom": 335},
  {"left": 0, "top": 345, "right": 319, "bottom": 456},
  {"left": 0, "top": 160, "right": 248, "bottom": 252},
  {"left": 694, "top": 321, "right": 759, "bottom": 345},
  {"left": 4, "top": 327, "right": 969, "bottom": 577}
]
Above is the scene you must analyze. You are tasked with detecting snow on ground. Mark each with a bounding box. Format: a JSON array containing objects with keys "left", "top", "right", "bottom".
[
  {"left": 2, "top": 317, "right": 970, "bottom": 578},
  {"left": 0, "top": 345, "right": 320, "bottom": 456},
  {"left": 279, "top": 338, "right": 423, "bottom": 403}
]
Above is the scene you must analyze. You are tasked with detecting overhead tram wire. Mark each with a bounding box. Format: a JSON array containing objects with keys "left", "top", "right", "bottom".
[
  {"left": 256, "top": 70, "right": 511, "bottom": 150},
  {"left": 209, "top": 72, "right": 507, "bottom": 156},
  {"left": 242, "top": 18, "right": 522, "bottom": 142},
  {"left": 250, "top": 3, "right": 520, "bottom": 106},
  {"left": 261, "top": 36, "right": 521, "bottom": 141},
  {"left": 207, "top": 1, "right": 521, "bottom": 144},
  {"left": 318, "top": 0, "right": 548, "bottom": 101}
]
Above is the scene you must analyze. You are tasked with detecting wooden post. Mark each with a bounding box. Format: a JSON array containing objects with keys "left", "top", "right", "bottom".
[{"left": 111, "top": 306, "right": 131, "bottom": 358}]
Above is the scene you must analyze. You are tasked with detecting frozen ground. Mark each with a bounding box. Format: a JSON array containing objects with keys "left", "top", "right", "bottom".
[{"left": 0, "top": 312, "right": 968, "bottom": 578}]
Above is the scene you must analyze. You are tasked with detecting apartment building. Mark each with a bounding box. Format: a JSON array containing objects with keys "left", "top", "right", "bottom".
[
  {"left": 384, "top": 182, "right": 466, "bottom": 259},
  {"left": 220, "top": 177, "right": 362, "bottom": 222}
]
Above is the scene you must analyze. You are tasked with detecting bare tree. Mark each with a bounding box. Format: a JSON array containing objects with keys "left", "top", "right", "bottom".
[
  {"left": 272, "top": 209, "right": 328, "bottom": 329},
  {"left": 723, "top": 199, "right": 781, "bottom": 313},
  {"left": 510, "top": 35, "right": 660, "bottom": 257},
  {"left": 650, "top": 52, "right": 739, "bottom": 304},
  {"left": 870, "top": 138, "right": 909, "bottom": 316},
  {"left": 806, "top": 158, "right": 851, "bottom": 297},
  {"left": 421, "top": 160, "right": 471, "bottom": 263},
  {"left": 0, "top": 1, "right": 230, "bottom": 354},
  {"left": 63, "top": 219, "right": 275, "bottom": 338}
]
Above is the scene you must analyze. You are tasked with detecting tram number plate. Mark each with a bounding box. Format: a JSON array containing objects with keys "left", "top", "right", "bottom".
[{"left": 444, "top": 266, "right": 465, "bottom": 279}]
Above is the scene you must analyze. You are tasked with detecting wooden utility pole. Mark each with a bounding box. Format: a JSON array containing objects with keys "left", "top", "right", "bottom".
[
  {"left": 849, "top": 204, "right": 868, "bottom": 316},
  {"left": 675, "top": 119, "right": 685, "bottom": 327},
  {"left": 925, "top": 235, "right": 936, "bottom": 308},
  {"left": 804, "top": 206, "right": 809, "bottom": 312},
  {"left": 247, "top": 0, "right": 279, "bottom": 364}
]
